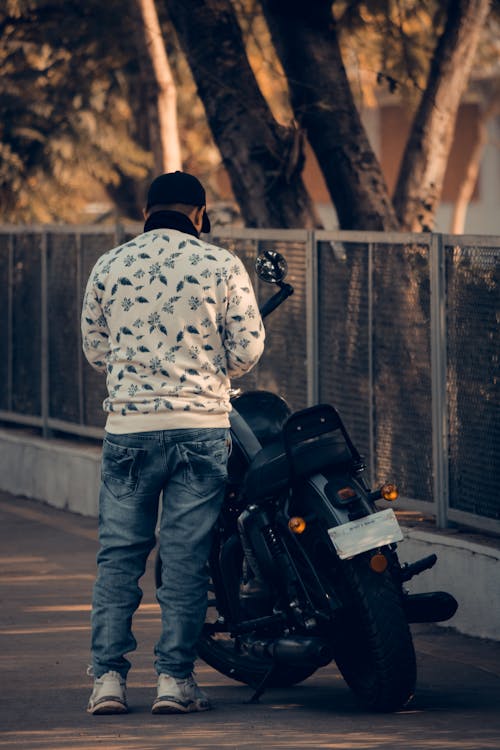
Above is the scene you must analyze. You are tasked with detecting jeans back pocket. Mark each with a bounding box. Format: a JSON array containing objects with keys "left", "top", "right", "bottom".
[{"left": 102, "top": 438, "right": 145, "bottom": 499}]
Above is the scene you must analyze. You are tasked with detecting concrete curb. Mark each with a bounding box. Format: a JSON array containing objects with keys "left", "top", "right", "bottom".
[
  {"left": 0, "top": 427, "right": 101, "bottom": 517},
  {"left": 0, "top": 427, "right": 498, "bottom": 641},
  {"left": 399, "top": 527, "right": 500, "bottom": 641}
]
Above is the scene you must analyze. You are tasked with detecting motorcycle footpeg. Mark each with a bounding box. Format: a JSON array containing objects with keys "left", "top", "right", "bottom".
[
  {"left": 403, "top": 591, "right": 458, "bottom": 623},
  {"left": 400, "top": 553, "right": 437, "bottom": 582}
]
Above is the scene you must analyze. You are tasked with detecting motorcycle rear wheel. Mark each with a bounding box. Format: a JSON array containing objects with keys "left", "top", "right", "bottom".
[{"left": 331, "top": 555, "right": 416, "bottom": 712}]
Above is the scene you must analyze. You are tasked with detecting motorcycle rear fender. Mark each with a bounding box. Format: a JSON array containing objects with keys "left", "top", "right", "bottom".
[{"left": 297, "top": 471, "right": 375, "bottom": 529}]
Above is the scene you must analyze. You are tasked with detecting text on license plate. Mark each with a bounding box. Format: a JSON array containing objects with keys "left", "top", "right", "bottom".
[{"left": 328, "top": 508, "right": 403, "bottom": 560}]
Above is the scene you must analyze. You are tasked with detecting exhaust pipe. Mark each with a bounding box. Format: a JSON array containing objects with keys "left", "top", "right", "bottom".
[
  {"left": 249, "top": 636, "right": 333, "bottom": 668},
  {"left": 403, "top": 591, "right": 458, "bottom": 623}
]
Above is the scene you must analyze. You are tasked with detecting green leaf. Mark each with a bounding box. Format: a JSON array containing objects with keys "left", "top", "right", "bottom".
[
  {"left": 187, "top": 325, "right": 199, "bottom": 334},
  {"left": 185, "top": 275, "right": 200, "bottom": 284},
  {"left": 136, "top": 296, "right": 149, "bottom": 303},
  {"left": 119, "top": 277, "right": 133, "bottom": 285}
]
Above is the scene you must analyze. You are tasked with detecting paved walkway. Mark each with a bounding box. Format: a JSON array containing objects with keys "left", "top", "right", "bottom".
[{"left": 0, "top": 491, "right": 499, "bottom": 750}]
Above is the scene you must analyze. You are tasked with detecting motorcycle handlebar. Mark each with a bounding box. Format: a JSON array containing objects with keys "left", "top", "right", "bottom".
[{"left": 259, "top": 283, "right": 294, "bottom": 319}]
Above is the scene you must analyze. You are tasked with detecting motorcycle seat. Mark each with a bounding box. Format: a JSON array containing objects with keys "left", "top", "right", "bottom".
[{"left": 243, "top": 435, "right": 352, "bottom": 500}]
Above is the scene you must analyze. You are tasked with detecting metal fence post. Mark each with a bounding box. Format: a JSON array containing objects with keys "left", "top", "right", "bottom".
[
  {"left": 430, "top": 233, "right": 450, "bottom": 528},
  {"left": 7, "top": 234, "right": 14, "bottom": 412},
  {"left": 367, "top": 241, "right": 375, "bottom": 486},
  {"left": 76, "top": 233, "right": 85, "bottom": 426},
  {"left": 306, "top": 230, "right": 319, "bottom": 406},
  {"left": 40, "top": 231, "right": 50, "bottom": 438}
]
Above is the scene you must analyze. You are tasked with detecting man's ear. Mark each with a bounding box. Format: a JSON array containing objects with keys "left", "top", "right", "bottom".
[
  {"left": 142, "top": 208, "right": 148, "bottom": 220},
  {"left": 193, "top": 205, "right": 204, "bottom": 232}
]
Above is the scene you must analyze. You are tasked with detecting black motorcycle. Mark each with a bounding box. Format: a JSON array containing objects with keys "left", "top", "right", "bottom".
[{"left": 155, "top": 250, "right": 457, "bottom": 712}]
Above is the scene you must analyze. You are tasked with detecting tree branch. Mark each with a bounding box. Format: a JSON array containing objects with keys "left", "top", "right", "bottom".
[
  {"left": 260, "top": 0, "right": 399, "bottom": 230},
  {"left": 163, "top": 0, "right": 319, "bottom": 228},
  {"left": 393, "top": 0, "right": 491, "bottom": 231}
]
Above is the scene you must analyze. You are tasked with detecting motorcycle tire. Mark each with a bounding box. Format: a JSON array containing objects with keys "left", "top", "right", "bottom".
[
  {"left": 197, "top": 610, "right": 318, "bottom": 690},
  {"left": 154, "top": 550, "right": 316, "bottom": 688},
  {"left": 331, "top": 554, "right": 417, "bottom": 712}
]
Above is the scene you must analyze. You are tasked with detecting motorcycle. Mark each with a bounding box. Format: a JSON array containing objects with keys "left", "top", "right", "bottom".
[{"left": 155, "top": 250, "right": 458, "bottom": 712}]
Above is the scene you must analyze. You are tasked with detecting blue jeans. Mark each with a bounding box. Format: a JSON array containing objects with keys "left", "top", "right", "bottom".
[{"left": 91, "top": 427, "right": 229, "bottom": 679}]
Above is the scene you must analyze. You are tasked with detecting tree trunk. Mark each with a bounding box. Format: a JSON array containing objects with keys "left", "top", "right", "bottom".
[
  {"left": 136, "top": 0, "right": 182, "bottom": 173},
  {"left": 260, "top": 0, "right": 399, "bottom": 231},
  {"left": 450, "top": 97, "right": 498, "bottom": 233},
  {"left": 393, "top": 0, "right": 491, "bottom": 231},
  {"left": 163, "top": 0, "right": 319, "bottom": 229}
]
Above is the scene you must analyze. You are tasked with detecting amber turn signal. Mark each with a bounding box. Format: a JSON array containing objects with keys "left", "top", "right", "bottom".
[
  {"left": 381, "top": 483, "right": 399, "bottom": 501},
  {"left": 369, "top": 553, "right": 388, "bottom": 573},
  {"left": 288, "top": 516, "right": 307, "bottom": 534}
]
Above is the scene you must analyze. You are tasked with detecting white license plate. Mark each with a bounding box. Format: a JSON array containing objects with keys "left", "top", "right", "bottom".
[{"left": 328, "top": 508, "right": 403, "bottom": 560}]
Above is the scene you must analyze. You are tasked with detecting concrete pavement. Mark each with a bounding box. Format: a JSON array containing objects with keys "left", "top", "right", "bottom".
[{"left": 0, "top": 491, "right": 499, "bottom": 750}]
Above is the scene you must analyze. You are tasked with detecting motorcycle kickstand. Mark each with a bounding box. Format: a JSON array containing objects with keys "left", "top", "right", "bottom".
[{"left": 247, "top": 663, "right": 279, "bottom": 704}]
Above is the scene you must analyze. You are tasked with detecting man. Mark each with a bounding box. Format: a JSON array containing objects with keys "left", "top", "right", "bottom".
[{"left": 81, "top": 171, "right": 265, "bottom": 715}]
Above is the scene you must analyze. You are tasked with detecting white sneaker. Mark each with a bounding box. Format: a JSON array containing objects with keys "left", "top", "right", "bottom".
[
  {"left": 151, "top": 673, "right": 211, "bottom": 714},
  {"left": 87, "top": 670, "right": 128, "bottom": 714}
]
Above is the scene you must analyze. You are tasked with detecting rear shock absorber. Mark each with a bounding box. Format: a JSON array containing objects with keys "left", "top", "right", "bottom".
[
  {"left": 237, "top": 505, "right": 316, "bottom": 627},
  {"left": 261, "top": 522, "right": 317, "bottom": 629}
]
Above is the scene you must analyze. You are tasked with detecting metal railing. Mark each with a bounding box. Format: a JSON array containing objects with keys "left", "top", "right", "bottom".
[{"left": 0, "top": 224, "right": 498, "bottom": 534}]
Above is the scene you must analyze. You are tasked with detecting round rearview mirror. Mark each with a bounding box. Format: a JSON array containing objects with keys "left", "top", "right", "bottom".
[{"left": 255, "top": 251, "right": 288, "bottom": 284}]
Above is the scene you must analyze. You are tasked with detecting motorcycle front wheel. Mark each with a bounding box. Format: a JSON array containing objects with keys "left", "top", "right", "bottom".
[{"left": 331, "top": 554, "right": 417, "bottom": 712}]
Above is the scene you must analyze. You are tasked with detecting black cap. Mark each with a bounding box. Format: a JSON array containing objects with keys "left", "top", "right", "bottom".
[{"left": 146, "top": 171, "right": 211, "bottom": 233}]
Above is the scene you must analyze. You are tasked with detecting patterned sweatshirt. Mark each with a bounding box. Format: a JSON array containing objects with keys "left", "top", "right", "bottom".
[{"left": 81, "top": 223, "right": 265, "bottom": 433}]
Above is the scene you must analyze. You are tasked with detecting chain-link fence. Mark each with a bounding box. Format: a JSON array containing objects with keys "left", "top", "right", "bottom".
[
  {"left": 445, "top": 242, "right": 499, "bottom": 521},
  {"left": 0, "top": 225, "right": 498, "bottom": 534}
]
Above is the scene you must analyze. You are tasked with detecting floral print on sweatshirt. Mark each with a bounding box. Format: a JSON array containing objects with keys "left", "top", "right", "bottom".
[{"left": 81, "top": 229, "right": 265, "bottom": 432}]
